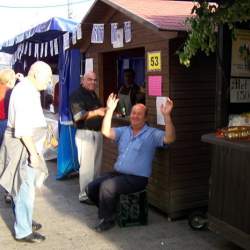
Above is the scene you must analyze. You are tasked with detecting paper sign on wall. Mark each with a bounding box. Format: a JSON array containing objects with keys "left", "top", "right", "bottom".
[
  {"left": 156, "top": 96, "right": 167, "bottom": 125},
  {"left": 148, "top": 75, "right": 162, "bottom": 96},
  {"left": 231, "top": 29, "right": 250, "bottom": 77},
  {"left": 85, "top": 58, "right": 94, "bottom": 73},
  {"left": 147, "top": 51, "right": 161, "bottom": 72},
  {"left": 230, "top": 78, "right": 250, "bottom": 103}
]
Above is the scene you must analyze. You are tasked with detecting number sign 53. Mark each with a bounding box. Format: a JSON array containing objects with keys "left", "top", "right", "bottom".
[{"left": 147, "top": 51, "right": 161, "bottom": 72}]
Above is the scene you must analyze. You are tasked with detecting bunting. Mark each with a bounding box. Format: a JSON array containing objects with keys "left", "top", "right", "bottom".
[
  {"left": 111, "top": 23, "right": 118, "bottom": 44},
  {"left": 124, "top": 21, "right": 132, "bottom": 43},
  {"left": 91, "top": 24, "right": 104, "bottom": 43}
]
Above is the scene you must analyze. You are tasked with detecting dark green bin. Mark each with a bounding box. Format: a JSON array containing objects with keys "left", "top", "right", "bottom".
[{"left": 117, "top": 190, "right": 148, "bottom": 227}]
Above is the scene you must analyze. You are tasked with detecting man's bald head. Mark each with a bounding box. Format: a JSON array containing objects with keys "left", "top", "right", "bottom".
[
  {"left": 129, "top": 103, "right": 148, "bottom": 129},
  {"left": 131, "top": 103, "right": 148, "bottom": 118},
  {"left": 28, "top": 61, "right": 52, "bottom": 91},
  {"left": 81, "top": 71, "right": 97, "bottom": 91}
]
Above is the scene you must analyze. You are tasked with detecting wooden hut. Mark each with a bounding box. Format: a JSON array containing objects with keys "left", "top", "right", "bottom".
[
  {"left": 202, "top": 24, "right": 250, "bottom": 249},
  {"left": 76, "top": 0, "right": 216, "bottom": 219}
]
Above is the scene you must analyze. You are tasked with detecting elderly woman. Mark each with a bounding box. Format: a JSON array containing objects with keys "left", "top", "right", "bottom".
[
  {"left": 0, "top": 69, "right": 23, "bottom": 203},
  {"left": 0, "top": 69, "right": 17, "bottom": 144}
]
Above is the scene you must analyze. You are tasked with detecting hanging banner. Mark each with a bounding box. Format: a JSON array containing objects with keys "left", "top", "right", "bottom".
[
  {"left": 34, "top": 43, "right": 39, "bottom": 58},
  {"left": 124, "top": 21, "right": 132, "bottom": 43},
  {"left": 231, "top": 29, "right": 250, "bottom": 77},
  {"left": 44, "top": 42, "right": 48, "bottom": 57},
  {"left": 20, "top": 43, "right": 24, "bottom": 59},
  {"left": 11, "top": 53, "right": 16, "bottom": 65},
  {"left": 147, "top": 51, "right": 161, "bottom": 72},
  {"left": 54, "top": 38, "right": 59, "bottom": 55},
  {"left": 72, "top": 30, "right": 77, "bottom": 45},
  {"left": 112, "top": 28, "right": 123, "bottom": 48},
  {"left": 40, "top": 43, "right": 44, "bottom": 58},
  {"left": 24, "top": 42, "right": 28, "bottom": 55},
  {"left": 50, "top": 40, "right": 54, "bottom": 56},
  {"left": 111, "top": 23, "right": 118, "bottom": 44},
  {"left": 16, "top": 44, "right": 21, "bottom": 60},
  {"left": 28, "top": 43, "right": 32, "bottom": 56},
  {"left": 77, "top": 24, "right": 82, "bottom": 40},
  {"left": 13, "top": 51, "right": 17, "bottom": 63},
  {"left": 91, "top": 24, "right": 104, "bottom": 44},
  {"left": 63, "top": 32, "right": 70, "bottom": 50}
]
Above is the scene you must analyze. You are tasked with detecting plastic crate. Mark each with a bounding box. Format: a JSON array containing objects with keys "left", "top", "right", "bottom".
[{"left": 117, "top": 190, "right": 148, "bottom": 227}]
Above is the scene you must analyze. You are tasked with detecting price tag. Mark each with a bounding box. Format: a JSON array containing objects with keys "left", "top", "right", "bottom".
[{"left": 147, "top": 51, "right": 161, "bottom": 72}]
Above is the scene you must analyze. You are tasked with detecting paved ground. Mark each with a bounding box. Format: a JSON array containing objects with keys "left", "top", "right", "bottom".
[{"left": 0, "top": 161, "right": 242, "bottom": 250}]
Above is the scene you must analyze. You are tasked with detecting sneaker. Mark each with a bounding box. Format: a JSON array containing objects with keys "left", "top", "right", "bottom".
[
  {"left": 16, "top": 232, "right": 46, "bottom": 243},
  {"left": 79, "top": 192, "right": 88, "bottom": 202}
]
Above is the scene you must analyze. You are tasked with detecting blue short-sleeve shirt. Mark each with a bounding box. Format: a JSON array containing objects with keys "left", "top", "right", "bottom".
[{"left": 113, "top": 124, "right": 167, "bottom": 177}]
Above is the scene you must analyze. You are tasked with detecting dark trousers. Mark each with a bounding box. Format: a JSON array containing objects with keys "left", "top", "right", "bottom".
[{"left": 86, "top": 172, "right": 148, "bottom": 221}]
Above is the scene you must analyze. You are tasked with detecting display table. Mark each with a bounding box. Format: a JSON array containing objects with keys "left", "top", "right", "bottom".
[{"left": 202, "top": 133, "right": 250, "bottom": 249}]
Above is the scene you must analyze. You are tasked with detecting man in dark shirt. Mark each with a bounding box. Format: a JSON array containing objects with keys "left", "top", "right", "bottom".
[
  {"left": 70, "top": 71, "right": 106, "bottom": 203},
  {"left": 118, "top": 69, "right": 145, "bottom": 116}
]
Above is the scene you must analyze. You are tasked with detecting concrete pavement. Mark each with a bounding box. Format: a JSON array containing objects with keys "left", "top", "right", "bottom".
[{"left": 0, "top": 161, "right": 241, "bottom": 250}]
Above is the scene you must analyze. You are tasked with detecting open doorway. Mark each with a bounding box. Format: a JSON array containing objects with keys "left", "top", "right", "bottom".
[{"left": 102, "top": 47, "right": 145, "bottom": 108}]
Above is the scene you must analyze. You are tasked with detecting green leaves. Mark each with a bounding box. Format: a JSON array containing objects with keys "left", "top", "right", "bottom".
[{"left": 178, "top": 0, "right": 250, "bottom": 67}]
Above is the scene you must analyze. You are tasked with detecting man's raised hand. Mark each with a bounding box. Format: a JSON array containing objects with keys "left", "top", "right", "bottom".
[
  {"left": 107, "top": 93, "right": 119, "bottom": 112},
  {"left": 160, "top": 97, "right": 173, "bottom": 116}
]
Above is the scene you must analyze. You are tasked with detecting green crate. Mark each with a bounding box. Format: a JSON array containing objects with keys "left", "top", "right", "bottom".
[{"left": 117, "top": 190, "right": 148, "bottom": 227}]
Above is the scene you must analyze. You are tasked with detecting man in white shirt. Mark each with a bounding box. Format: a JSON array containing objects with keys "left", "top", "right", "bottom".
[{"left": 0, "top": 61, "right": 52, "bottom": 243}]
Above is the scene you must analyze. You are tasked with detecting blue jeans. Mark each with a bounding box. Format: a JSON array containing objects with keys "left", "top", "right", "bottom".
[
  {"left": 0, "top": 120, "right": 7, "bottom": 146},
  {"left": 14, "top": 165, "right": 36, "bottom": 239}
]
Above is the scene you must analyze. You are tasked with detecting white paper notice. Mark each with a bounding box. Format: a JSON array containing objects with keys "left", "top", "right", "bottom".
[
  {"left": 85, "top": 58, "right": 94, "bottom": 72},
  {"left": 156, "top": 96, "right": 167, "bottom": 125}
]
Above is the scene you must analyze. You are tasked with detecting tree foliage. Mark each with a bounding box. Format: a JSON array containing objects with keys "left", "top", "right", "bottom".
[{"left": 178, "top": 0, "right": 250, "bottom": 67}]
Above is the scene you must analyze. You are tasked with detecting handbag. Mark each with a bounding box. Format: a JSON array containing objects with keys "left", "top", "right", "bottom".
[{"left": 44, "top": 124, "right": 58, "bottom": 149}]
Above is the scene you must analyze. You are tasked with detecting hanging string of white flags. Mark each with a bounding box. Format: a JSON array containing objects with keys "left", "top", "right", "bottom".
[{"left": 8, "top": 20, "right": 132, "bottom": 64}]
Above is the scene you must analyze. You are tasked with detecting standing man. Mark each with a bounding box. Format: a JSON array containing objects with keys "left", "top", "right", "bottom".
[
  {"left": 0, "top": 61, "right": 52, "bottom": 243},
  {"left": 70, "top": 71, "right": 106, "bottom": 203},
  {"left": 86, "top": 93, "right": 176, "bottom": 232}
]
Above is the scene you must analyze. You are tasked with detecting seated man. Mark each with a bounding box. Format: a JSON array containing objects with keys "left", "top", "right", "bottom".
[{"left": 86, "top": 93, "right": 176, "bottom": 232}]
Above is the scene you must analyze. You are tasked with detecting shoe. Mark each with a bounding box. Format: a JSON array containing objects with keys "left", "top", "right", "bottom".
[
  {"left": 16, "top": 232, "right": 46, "bottom": 243},
  {"left": 32, "top": 221, "right": 42, "bottom": 231},
  {"left": 80, "top": 198, "right": 95, "bottom": 205},
  {"left": 94, "top": 219, "right": 115, "bottom": 232},
  {"left": 79, "top": 192, "right": 88, "bottom": 202}
]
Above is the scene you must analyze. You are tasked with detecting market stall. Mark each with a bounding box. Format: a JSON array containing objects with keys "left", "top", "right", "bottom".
[
  {"left": 0, "top": 17, "right": 81, "bottom": 178},
  {"left": 201, "top": 25, "right": 250, "bottom": 249},
  {"left": 75, "top": 0, "right": 217, "bottom": 219}
]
